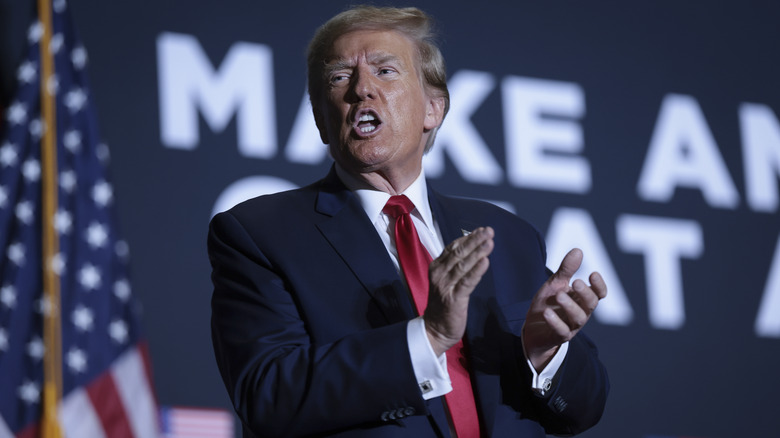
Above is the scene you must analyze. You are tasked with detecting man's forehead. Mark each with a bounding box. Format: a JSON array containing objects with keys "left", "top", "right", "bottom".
[{"left": 325, "top": 30, "right": 416, "bottom": 66}]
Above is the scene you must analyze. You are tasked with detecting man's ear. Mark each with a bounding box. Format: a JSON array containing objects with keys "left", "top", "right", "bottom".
[
  {"left": 423, "top": 95, "right": 445, "bottom": 131},
  {"left": 313, "top": 106, "right": 330, "bottom": 144}
]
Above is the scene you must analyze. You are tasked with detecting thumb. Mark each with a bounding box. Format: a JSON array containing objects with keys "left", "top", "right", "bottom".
[{"left": 554, "top": 248, "right": 583, "bottom": 282}]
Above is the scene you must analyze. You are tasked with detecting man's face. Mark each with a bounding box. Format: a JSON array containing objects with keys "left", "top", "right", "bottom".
[{"left": 314, "top": 29, "right": 444, "bottom": 186}]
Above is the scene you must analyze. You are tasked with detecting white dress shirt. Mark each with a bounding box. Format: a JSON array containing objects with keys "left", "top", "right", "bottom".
[{"left": 335, "top": 165, "right": 567, "bottom": 399}]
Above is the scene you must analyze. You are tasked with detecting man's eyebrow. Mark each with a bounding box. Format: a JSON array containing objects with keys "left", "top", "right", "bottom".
[
  {"left": 323, "top": 59, "right": 353, "bottom": 75},
  {"left": 323, "top": 53, "right": 404, "bottom": 76}
]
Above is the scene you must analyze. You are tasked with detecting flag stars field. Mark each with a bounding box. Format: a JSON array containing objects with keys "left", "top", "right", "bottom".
[
  {"left": 1, "top": 285, "right": 17, "bottom": 309},
  {"left": 0, "top": 186, "right": 8, "bottom": 208},
  {"left": 66, "top": 348, "right": 87, "bottom": 374},
  {"left": 26, "top": 337, "right": 45, "bottom": 361},
  {"left": 0, "top": 142, "right": 18, "bottom": 167},
  {"left": 59, "top": 169, "right": 77, "bottom": 193},
  {"left": 114, "top": 279, "right": 131, "bottom": 302},
  {"left": 0, "top": 328, "right": 8, "bottom": 351},
  {"left": 22, "top": 159, "right": 40, "bottom": 182},
  {"left": 85, "top": 221, "right": 108, "bottom": 249},
  {"left": 6, "top": 242, "right": 25, "bottom": 266},
  {"left": 63, "top": 129, "right": 81, "bottom": 153},
  {"left": 78, "top": 263, "right": 102, "bottom": 291},
  {"left": 17, "top": 381, "right": 40, "bottom": 405},
  {"left": 15, "top": 201, "right": 34, "bottom": 225},
  {"left": 17, "top": 61, "right": 37, "bottom": 84},
  {"left": 64, "top": 88, "right": 86, "bottom": 113},
  {"left": 49, "top": 33, "right": 64, "bottom": 55},
  {"left": 109, "top": 319, "right": 128, "bottom": 344},
  {"left": 54, "top": 209, "right": 73, "bottom": 234},
  {"left": 72, "top": 305, "right": 94, "bottom": 332},
  {"left": 70, "top": 46, "right": 87, "bottom": 69},
  {"left": 28, "top": 118, "right": 45, "bottom": 140},
  {"left": 27, "top": 21, "right": 42, "bottom": 44},
  {"left": 5, "top": 102, "right": 27, "bottom": 125},
  {"left": 92, "top": 180, "right": 113, "bottom": 206}
]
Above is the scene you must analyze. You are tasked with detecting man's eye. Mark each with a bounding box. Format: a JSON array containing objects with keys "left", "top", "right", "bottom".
[
  {"left": 330, "top": 74, "right": 349, "bottom": 84},
  {"left": 378, "top": 68, "right": 394, "bottom": 75}
]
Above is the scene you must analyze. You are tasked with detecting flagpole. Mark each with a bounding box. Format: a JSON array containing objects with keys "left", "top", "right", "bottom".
[{"left": 37, "top": 0, "right": 64, "bottom": 436}]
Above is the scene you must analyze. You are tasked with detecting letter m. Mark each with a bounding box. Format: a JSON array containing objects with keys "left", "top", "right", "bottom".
[{"left": 157, "top": 32, "right": 276, "bottom": 158}]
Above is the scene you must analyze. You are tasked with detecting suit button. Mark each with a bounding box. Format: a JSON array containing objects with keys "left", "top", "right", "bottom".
[
  {"left": 553, "top": 396, "right": 568, "bottom": 413},
  {"left": 381, "top": 411, "right": 390, "bottom": 421},
  {"left": 404, "top": 407, "right": 415, "bottom": 416}
]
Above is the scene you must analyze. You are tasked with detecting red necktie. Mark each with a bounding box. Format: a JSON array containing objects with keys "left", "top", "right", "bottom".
[{"left": 383, "top": 195, "right": 480, "bottom": 438}]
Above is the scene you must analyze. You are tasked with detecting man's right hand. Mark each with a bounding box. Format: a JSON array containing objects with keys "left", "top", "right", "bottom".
[{"left": 423, "top": 226, "right": 495, "bottom": 357}]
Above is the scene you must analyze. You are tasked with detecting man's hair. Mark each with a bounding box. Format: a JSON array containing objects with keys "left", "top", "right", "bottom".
[{"left": 307, "top": 5, "right": 450, "bottom": 151}]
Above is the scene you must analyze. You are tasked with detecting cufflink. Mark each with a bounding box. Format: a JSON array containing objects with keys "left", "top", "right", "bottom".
[
  {"left": 461, "top": 229, "right": 471, "bottom": 236},
  {"left": 419, "top": 380, "right": 433, "bottom": 394},
  {"left": 543, "top": 378, "right": 552, "bottom": 392}
]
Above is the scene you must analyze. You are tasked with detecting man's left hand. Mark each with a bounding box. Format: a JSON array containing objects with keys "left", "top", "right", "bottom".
[{"left": 522, "top": 248, "right": 607, "bottom": 371}]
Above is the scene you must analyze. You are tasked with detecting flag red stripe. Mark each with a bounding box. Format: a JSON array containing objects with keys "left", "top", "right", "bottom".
[
  {"left": 138, "top": 341, "right": 158, "bottom": 405},
  {"left": 16, "top": 423, "right": 38, "bottom": 438},
  {"left": 86, "top": 371, "right": 134, "bottom": 438}
]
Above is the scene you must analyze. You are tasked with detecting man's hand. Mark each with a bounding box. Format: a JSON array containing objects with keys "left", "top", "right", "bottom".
[
  {"left": 523, "top": 248, "right": 607, "bottom": 371},
  {"left": 424, "top": 227, "right": 495, "bottom": 357}
]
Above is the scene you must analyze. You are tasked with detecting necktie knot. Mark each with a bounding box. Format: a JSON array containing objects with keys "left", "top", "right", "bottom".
[{"left": 383, "top": 195, "right": 415, "bottom": 218}]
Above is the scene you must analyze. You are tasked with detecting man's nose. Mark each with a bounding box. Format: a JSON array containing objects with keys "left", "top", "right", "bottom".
[{"left": 350, "top": 69, "right": 376, "bottom": 101}]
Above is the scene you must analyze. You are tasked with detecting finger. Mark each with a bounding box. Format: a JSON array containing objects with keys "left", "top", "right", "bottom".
[
  {"left": 589, "top": 271, "right": 608, "bottom": 299},
  {"left": 447, "top": 227, "right": 494, "bottom": 256},
  {"left": 571, "top": 279, "right": 600, "bottom": 315},
  {"left": 542, "top": 307, "right": 572, "bottom": 339},
  {"left": 442, "top": 237, "right": 494, "bottom": 295},
  {"left": 434, "top": 227, "right": 494, "bottom": 279},
  {"left": 453, "top": 254, "right": 491, "bottom": 294},
  {"left": 554, "top": 248, "right": 583, "bottom": 283},
  {"left": 555, "top": 291, "right": 588, "bottom": 330}
]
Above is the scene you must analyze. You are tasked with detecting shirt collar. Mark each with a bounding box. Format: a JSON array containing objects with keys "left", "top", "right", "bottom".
[{"left": 334, "top": 164, "right": 434, "bottom": 227}]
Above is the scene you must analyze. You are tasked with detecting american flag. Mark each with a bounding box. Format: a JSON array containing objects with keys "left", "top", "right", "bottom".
[
  {"left": 0, "top": 1, "right": 158, "bottom": 437},
  {"left": 159, "top": 407, "right": 234, "bottom": 438}
]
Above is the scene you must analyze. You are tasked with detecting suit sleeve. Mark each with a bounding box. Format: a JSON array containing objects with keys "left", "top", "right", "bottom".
[
  {"left": 518, "top": 332, "right": 609, "bottom": 436},
  {"left": 517, "top": 229, "right": 610, "bottom": 436},
  {"left": 208, "top": 211, "right": 426, "bottom": 437}
]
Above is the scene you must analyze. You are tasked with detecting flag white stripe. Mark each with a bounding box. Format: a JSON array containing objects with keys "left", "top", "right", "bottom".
[
  {"left": 168, "top": 422, "right": 232, "bottom": 431},
  {"left": 169, "top": 416, "right": 233, "bottom": 425},
  {"left": 0, "top": 414, "right": 13, "bottom": 438},
  {"left": 111, "top": 347, "right": 160, "bottom": 438},
  {"left": 161, "top": 407, "right": 234, "bottom": 438},
  {"left": 169, "top": 424, "right": 233, "bottom": 433},
  {"left": 59, "top": 387, "right": 107, "bottom": 438},
  {"left": 170, "top": 412, "right": 233, "bottom": 421}
]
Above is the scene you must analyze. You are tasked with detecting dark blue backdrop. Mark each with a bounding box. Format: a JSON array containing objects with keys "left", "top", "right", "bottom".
[{"left": 4, "top": 1, "right": 779, "bottom": 437}]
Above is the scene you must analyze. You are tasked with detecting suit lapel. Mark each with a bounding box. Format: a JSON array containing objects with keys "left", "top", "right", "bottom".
[{"left": 314, "top": 168, "right": 416, "bottom": 325}]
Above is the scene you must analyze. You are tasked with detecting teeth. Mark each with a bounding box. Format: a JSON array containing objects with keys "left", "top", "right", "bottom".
[
  {"left": 358, "top": 114, "right": 376, "bottom": 122},
  {"left": 360, "top": 126, "right": 376, "bottom": 133}
]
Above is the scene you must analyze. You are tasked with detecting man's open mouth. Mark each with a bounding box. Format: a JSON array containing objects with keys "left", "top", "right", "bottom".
[{"left": 353, "top": 109, "right": 382, "bottom": 137}]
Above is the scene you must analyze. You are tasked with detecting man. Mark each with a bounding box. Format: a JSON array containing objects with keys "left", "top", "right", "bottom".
[{"left": 209, "top": 6, "right": 608, "bottom": 438}]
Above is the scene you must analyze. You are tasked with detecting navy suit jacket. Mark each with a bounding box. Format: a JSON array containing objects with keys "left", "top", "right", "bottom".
[{"left": 209, "top": 168, "right": 608, "bottom": 437}]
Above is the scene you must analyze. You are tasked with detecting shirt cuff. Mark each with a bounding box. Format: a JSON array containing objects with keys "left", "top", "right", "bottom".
[
  {"left": 407, "top": 317, "right": 451, "bottom": 399},
  {"left": 525, "top": 341, "right": 569, "bottom": 396}
]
